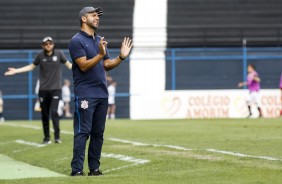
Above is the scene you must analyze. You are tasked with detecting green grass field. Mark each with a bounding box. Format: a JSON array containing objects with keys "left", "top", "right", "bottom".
[{"left": 0, "top": 118, "right": 282, "bottom": 184}]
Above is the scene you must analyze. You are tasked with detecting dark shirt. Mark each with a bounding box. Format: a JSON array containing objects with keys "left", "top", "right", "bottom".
[
  {"left": 33, "top": 49, "right": 67, "bottom": 90},
  {"left": 69, "top": 30, "right": 110, "bottom": 99}
]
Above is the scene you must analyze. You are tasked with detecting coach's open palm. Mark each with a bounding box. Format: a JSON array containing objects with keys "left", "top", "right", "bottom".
[
  {"left": 4, "top": 68, "right": 16, "bottom": 76},
  {"left": 120, "top": 37, "right": 133, "bottom": 58}
]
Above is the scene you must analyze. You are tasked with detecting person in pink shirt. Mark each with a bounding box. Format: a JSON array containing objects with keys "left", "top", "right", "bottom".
[
  {"left": 238, "top": 64, "right": 262, "bottom": 118},
  {"left": 280, "top": 73, "right": 282, "bottom": 116}
]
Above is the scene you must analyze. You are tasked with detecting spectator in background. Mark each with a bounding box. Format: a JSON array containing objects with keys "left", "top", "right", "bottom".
[
  {"left": 0, "top": 90, "right": 4, "bottom": 122},
  {"left": 62, "top": 79, "right": 72, "bottom": 118},
  {"left": 280, "top": 73, "right": 282, "bottom": 116},
  {"left": 107, "top": 81, "right": 117, "bottom": 119},
  {"left": 4, "top": 36, "right": 72, "bottom": 144},
  {"left": 238, "top": 64, "right": 262, "bottom": 118}
]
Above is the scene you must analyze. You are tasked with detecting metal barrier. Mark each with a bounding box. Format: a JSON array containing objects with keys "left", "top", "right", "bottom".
[
  {"left": 166, "top": 47, "right": 282, "bottom": 90},
  {"left": 1, "top": 47, "right": 282, "bottom": 120},
  {"left": 0, "top": 49, "right": 129, "bottom": 120}
]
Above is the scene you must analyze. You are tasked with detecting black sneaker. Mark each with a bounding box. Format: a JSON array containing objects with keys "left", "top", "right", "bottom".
[
  {"left": 70, "top": 171, "right": 85, "bottom": 176},
  {"left": 55, "top": 139, "right": 62, "bottom": 144},
  {"left": 88, "top": 169, "right": 103, "bottom": 176},
  {"left": 43, "top": 139, "right": 51, "bottom": 145}
]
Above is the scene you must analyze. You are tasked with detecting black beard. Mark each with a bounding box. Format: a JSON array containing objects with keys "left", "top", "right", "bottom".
[{"left": 86, "top": 21, "right": 98, "bottom": 30}]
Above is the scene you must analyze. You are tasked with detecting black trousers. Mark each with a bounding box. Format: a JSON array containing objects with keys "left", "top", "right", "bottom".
[
  {"left": 39, "top": 90, "right": 61, "bottom": 140},
  {"left": 71, "top": 98, "right": 108, "bottom": 173}
]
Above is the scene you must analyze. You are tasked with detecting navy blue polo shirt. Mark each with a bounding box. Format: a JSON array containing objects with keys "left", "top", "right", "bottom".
[{"left": 69, "top": 30, "right": 110, "bottom": 99}]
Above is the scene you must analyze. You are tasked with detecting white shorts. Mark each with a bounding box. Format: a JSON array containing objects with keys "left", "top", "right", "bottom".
[
  {"left": 63, "top": 97, "right": 71, "bottom": 103},
  {"left": 108, "top": 96, "right": 115, "bottom": 105},
  {"left": 247, "top": 91, "right": 261, "bottom": 107}
]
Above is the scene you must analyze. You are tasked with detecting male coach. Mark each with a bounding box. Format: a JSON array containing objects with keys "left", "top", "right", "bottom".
[
  {"left": 5, "top": 37, "right": 72, "bottom": 144},
  {"left": 69, "top": 7, "right": 133, "bottom": 176}
]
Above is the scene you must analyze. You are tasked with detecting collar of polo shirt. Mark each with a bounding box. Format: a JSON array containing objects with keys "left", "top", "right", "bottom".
[{"left": 79, "top": 30, "right": 97, "bottom": 38}]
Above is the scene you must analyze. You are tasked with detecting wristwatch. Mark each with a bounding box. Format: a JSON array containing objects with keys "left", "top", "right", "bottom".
[{"left": 119, "top": 55, "right": 126, "bottom": 60}]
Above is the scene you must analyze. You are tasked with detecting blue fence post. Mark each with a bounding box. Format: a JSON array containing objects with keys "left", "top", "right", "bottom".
[
  {"left": 171, "top": 49, "right": 176, "bottom": 90},
  {"left": 242, "top": 39, "right": 247, "bottom": 89},
  {"left": 28, "top": 51, "right": 33, "bottom": 120}
]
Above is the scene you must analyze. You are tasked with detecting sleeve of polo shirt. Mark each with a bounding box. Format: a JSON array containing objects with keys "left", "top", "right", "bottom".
[
  {"left": 103, "top": 47, "right": 111, "bottom": 60},
  {"left": 69, "top": 38, "right": 86, "bottom": 60},
  {"left": 59, "top": 50, "right": 68, "bottom": 64},
  {"left": 32, "top": 53, "right": 41, "bottom": 66}
]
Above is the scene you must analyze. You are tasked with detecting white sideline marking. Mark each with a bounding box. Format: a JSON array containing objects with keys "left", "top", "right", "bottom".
[
  {"left": 0, "top": 122, "right": 150, "bottom": 173},
  {"left": 206, "top": 149, "right": 280, "bottom": 161},
  {"left": 154, "top": 144, "right": 194, "bottom": 151},
  {"left": 0, "top": 122, "right": 41, "bottom": 130},
  {"left": 60, "top": 130, "right": 73, "bottom": 135},
  {"left": 108, "top": 138, "right": 149, "bottom": 146},
  {"left": 108, "top": 138, "right": 194, "bottom": 151},
  {"left": 1, "top": 122, "right": 281, "bottom": 162},
  {"left": 56, "top": 153, "right": 150, "bottom": 165},
  {"left": 55, "top": 153, "right": 150, "bottom": 173},
  {"left": 0, "top": 122, "right": 73, "bottom": 135},
  {"left": 15, "top": 140, "right": 45, "bottom": 148},
  {"left": 102, "top": 153, "right": 150, "bottom": 173},
  {"left": 108, "top": 137, "right": 282, "bottom": 161},
  {"left": 102, "top": 153, "right": 150, "bottom": 164},
  {"left": 103, "top": 163, "right": 138, "bottom": 173}
]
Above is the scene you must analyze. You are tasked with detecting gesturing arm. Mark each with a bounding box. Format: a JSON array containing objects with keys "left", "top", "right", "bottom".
[
  {"left": 60, "top": 51, "right": 73, "bottom": 70},
  {"left": 64, "top": 61, "right": 73, "bottom": 70},
  {"left": 104, "top": 37, "right": 133, "bottom": 71},
  {"left": 4, "top": 63, "right": 36, "bottom": 76},
  {"left": 74, "top": 37, "right": 108, "bottom": 72}
]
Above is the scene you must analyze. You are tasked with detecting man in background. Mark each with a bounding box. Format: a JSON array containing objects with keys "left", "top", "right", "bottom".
[
  {"left": 238, "top": 64, "right": 263, "bottom": 118},
  {"left": 5, "top": 37, "right": 72, "bottom": 144},
  {"left": 107, "top": 80, "right": 117, "bottom": 119},
  {"left": 62, "top": 79, "right": 72, "bottom": 118}
]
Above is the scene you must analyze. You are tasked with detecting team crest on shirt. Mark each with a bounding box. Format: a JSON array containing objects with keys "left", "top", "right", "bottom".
[
  {"left": 53, "top": 56, "right": 58, "bottom": 62},
  {"left": 81, "top": 100, "right": 89, "bottom": 109}
]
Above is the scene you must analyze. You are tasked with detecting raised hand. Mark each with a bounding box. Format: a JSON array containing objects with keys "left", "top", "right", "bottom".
[
  {"left": 4, "top": 68, "right": 17, "bottom": 76},
  {"left": 120, "top": 37, "right": 133, "bottom": 58},
  {"left": 99, "top": 37, "right": 108, "bottom": 56}
]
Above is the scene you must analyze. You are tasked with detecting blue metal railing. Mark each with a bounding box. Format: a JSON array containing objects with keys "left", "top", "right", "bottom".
[
  {"left": 1, "top": 47, "right": 282, "bottom": 120},
  {"left": 166, "top": 47, "right": 282, "bottom": 90},
  {"left": 0, "top": 49, "right": 127, "bottom": 120}
]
